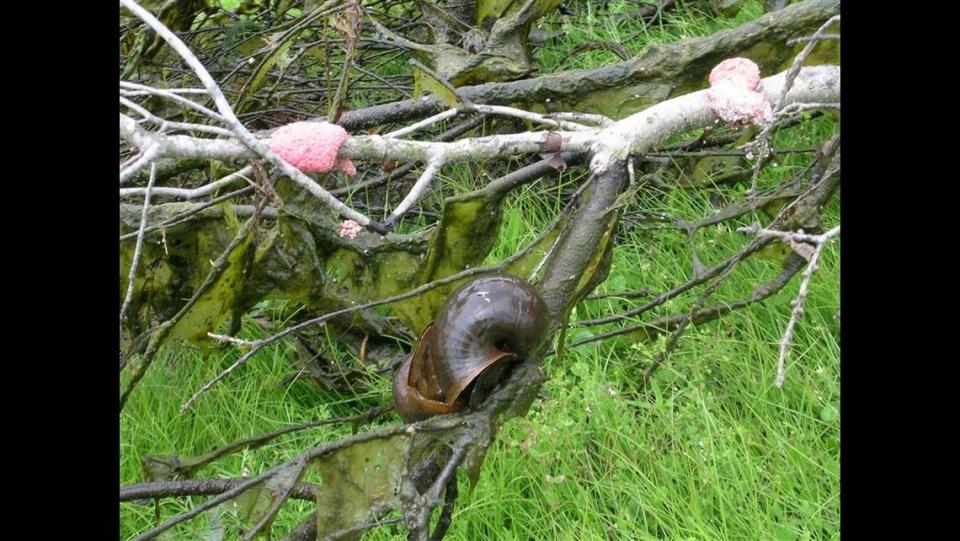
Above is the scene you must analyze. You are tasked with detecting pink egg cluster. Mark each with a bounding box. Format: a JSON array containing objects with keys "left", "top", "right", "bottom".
[
  {"left": 339, "top": 219, "right": 362, "bottom": 239},
  {"left": 706, "top": 58, "right": 772, "bottom": 126},
  {"left": 267, "top": 121, "right": 357, "bottom": 175}
]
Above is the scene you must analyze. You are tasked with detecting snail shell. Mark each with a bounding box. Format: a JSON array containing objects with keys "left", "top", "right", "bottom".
[{"left": 394, "top": 274, "right": 549, "bottom": 423}]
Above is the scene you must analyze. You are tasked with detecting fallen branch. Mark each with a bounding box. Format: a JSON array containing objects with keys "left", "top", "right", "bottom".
[{"left": 123, "top": 66, "right": 839, "bottom": 176}]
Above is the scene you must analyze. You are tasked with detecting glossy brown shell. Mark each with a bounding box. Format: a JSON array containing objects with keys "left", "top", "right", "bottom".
[
  {"left": 393, "top": 324, "right": 458, "bottom": 423},
  {"left": 393, "top": 274, "right": 548, "bottom": 422}
]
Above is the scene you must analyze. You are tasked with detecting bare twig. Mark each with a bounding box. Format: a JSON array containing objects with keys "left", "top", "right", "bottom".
[
  {"left": 567, "top": 254, "right": 806, "bottom": 348},
  {"left": 206, "top": 332, "right": 260, "bottom": 348},
  {"left": 786, "top": 33, "right": 840, "bottom": 45},
  {"left": 121, "top": 87, "right": 209, "bottom": 95},
  {"left": 382, "top": 157, "right": 443, "bottom": 228},
  {"left": 568, "top": 143, "right": 839, "bottom": 377},
  {"left": 120, "top": 96, "right": 235, "bottom": 137},
  {"left": 546, "top": 111, "right": 614, "bottom": 128},
  {"left": 383, "top": 103, "right": 591, "bottom": 140},
  {"left": 777, "top": 102, "right": 840, "bottom": 114},
  {"left": 646, "top": 146, "right": 817, "bottom": 158},
  {"left": 117, "top": 67, "right": 840, "bottom": 187},
  {"left": 277, "top": 513, "right": 317, "bottom": 541},
  {"left": 775, "top": 16, "right": 841, "bottom": 111},
  {"left": 120, "top": 165, "right": 254, "bottom": 200},
  {"left": 331, "top": 116, "right": 486, "bottom": 198},
  {"left": 139, "top": 405, "right": 393, "bottom": 481},
  {"left": 572, "top": 235, "right": 772, "bottom": 328},
  {"left": 640, "top": 233, "right": 769, "bottom": 381},
  {"left": 352, "top": 62, "right": 415, "bottom": 99},
  {"left": 384, "top": 109, "right": 460, "bottom": 138},
  {"left": 119, "top": 146, "right": 159, "bottom": 184},
  {"left": 739, "top": 225, "right": 841, "bottom": 386},
  {"left": 404, "top": 439, "right": 469, "bottom": 541},
  {"left": 429, "top": 476, "right": 458, "bottom": 541},
  {"left": 120, "top": 163, "right": 156, "bottom": 325},
  {"left": 120, "top": 81, "right": 226, "bottom": 122},
  {"left": 585, "top": 287, "right": 655, "bottom": 301},
  {"left": 736, "top": 225, "right": 834, "bottom": 244},
  {"left": 468, "top": 104, "right": 592, "bottom": 131}
]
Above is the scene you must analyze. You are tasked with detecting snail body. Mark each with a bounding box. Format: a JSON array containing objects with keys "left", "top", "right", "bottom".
[{"left": 394, "top": 274, "right": 549, "bottom": 423}]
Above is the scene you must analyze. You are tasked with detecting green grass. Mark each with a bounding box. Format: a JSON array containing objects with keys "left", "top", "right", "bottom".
[{"left": 121, "top": 2, "right": 839, "bottom": 539}]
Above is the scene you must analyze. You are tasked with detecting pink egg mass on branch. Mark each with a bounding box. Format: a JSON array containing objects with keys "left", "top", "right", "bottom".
[
  {"left": 706, "top": 57, "right": 773, "bottom": 126},
  {"left": 267, "top": 121, "right": 357, "bottom": 176}
]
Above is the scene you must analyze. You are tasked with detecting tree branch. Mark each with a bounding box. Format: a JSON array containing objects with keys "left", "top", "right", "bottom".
[
  {"left": 120, "top": 479, "right": 318, "bottom": 503},
  {"left": 120, "top": 163, "right": 156, "bottom": 324}
]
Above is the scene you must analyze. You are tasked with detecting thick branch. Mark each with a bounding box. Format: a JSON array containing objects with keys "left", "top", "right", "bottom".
[{"left": 128, "top": 64, "right": 839, "bottom": 202}]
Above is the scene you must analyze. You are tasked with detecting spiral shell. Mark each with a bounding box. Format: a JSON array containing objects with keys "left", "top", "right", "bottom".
[{"left": 394, "top": 274, "right": 548, "bottom": 422}]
